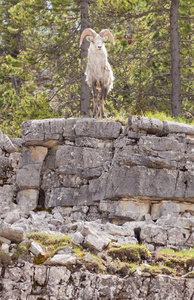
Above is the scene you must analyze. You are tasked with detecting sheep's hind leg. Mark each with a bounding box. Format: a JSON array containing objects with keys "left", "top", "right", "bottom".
[
  {"left": 92, "top": 81, "right": 98, "bottom": 119},
  {"left": 93, "top": 97, "right": 98, "bottom": 119},
  {"left": 100, "top": 86, "right": 107, "bottom": 119}
]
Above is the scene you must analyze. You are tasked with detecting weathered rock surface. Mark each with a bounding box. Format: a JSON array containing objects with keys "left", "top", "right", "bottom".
[
  {"left": 45, "top": 254, "right": 77, "bottom": 266},
  {"left": 0, "top": 117, "right": 194, "bottom": 299},
  {"left": 0, "top": 128, "right": 17, "bottom": 153},
  {"left": 1, "top": 117, "right": 194, "bottom": 250},
  {"left": 1, "top": 263, "right": 194, "bottom": 300},
  {"left": 17, "top": 117, "right": 194, "bottom": 217}
]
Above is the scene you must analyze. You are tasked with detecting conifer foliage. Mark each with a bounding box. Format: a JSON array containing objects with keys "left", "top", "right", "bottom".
[{"left": 0, "top": 0, "right": 193, "bottom": 136}]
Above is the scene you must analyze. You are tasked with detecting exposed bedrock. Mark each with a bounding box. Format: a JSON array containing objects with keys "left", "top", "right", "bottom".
[
  {"left": 17, "top": 116, "right": 194, "bottom": 212},
  {"left": 0, "top": 117, "right": 194, "bottom": 299}
]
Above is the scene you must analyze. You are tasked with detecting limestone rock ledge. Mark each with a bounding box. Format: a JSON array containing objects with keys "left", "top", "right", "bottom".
[
  {"left": 0, "top": 116, "right": 194, "bottom": 251},
  {"left": 17, "top": 116, "right": 194, "bottom": 217},
  {"left": 0, "top": 117, "right": 194, "bottom": 299},
  {"left": 0, "top": 263, "right": 194, "bottom": 300}
]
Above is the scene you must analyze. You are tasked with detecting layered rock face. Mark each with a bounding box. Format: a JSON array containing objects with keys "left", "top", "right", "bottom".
[
  {"left": 2, "top": 264, "right": 194, "bottom": 300},
  {"left": 0, "top": 116, "right": 194, "bottom": 300},
  {"left": 18, "top": 116, "right": 194, "bottom": 219},
  {"left": 0, "top": 128, "right": 20, "bottom": 212}
]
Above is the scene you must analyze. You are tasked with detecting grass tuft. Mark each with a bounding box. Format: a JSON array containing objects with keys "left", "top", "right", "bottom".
[
  {"left": 143, "top": 111, "right": 194, "bottom": 125},
  {"left": 107, "top": 244, "right": 151, "bottom": 263}
]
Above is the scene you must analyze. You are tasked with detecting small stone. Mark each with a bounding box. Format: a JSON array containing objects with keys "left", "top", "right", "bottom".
[
  {"left": 29, "top": 241, "right": 46, "bottom": 256},
  {"left": 53, "top": 211, "right": 64, "bottom": 222},
  {"left": 84, "top": 234, "right": 110, "bottom": 252},
  {"left": 56, "top": 247, "right": 72, "bottom": 255},
  {"left": 1, "top": 243, "right": 9, "bottom": 253},
  {"left": 135, "top": 268, "right": 142, "bottom": 276},
  {"left": 4, "top": 210, "right": 20, "bottom": 225},
  {"left": 81, "top": 206, "right": 89, "bottom": 214},
  {"left": 0, "top": 129, "right": 17, "bottom": 153},
  {"left": 0, "top": 223, "right": 24, "bottom": 243},
  {"left": 71, "top": 232, "right": 84, "bottom": 246},
  {"left": 116, "top": 236, "right": 138, "bottom": 245},
  {"left": 104, "top": 223, "right": 127, "bottom": 236},
  {"left": 45, "top": 254, "right": 77, "bottom": 266},
  {"left": 84, "top": 253, "right": 93, "bottom": 262},
  {"left": 16, "top": 189, "right": 39, "bottom": 211},
  {"left": 160, "top": 202, "right": 180, "bottom": 217},
  {"left": 0, "top": 236, "right": 11, "bottom": 245},
  {"left": 34, "top": 266, "right": 47, "bottom": 286}
]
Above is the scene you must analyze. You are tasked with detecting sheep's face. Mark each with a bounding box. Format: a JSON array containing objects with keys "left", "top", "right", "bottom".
[{"left": 86, "top": 34, "right": 108, "bottom": 52}]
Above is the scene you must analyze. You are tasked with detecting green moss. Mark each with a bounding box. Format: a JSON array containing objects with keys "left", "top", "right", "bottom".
[
  {"left": 112, "top": 261, "right": 138, "bottom": 277},
  {"left": 142, "top": 265, "right": 176, "bottom": 276},
  {"left": 106, "top": 247, "right": 194, "bottom": 277},
  {"left": 33, "top": 207, "right": 52, "bottom": 214},
  {"left": 27, "top": 232, "right": 73, "bottom": 258},
  {"left": 16, "top": 244, "right": 31, "bottom": 262},
  {"left": 26, "top": 233, "right": 193, "bottom": 277},
  {"left": 155, "top": 248, "right": 194, "bottom": 271},
  {"left": 72, "top": 248, "right": 86, "bottom": 259},
  {"left": 107, "top": 244, "right": 151, "bottom": 263},
  {"left": 17, "top": 244, "right": 29, "bottom": 255},
  {"left": 33, "top": 253, "right": 48, "bottom": 265},
  {"left": 27, "top": 232, "right": 71, "bottom": 245},
  {"left": 158, "top": 248, "right": 194, "bottom": 258},
  {"left": 73, "top": 248, "right": 105, "bottom": 273},
  {"left": 90, "top": 254, "right": 106, "bottom": 273}
]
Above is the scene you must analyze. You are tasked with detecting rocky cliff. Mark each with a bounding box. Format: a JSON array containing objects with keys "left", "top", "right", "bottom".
[{"left": 0, "top": 116, "right": 194, "bottom": 299}]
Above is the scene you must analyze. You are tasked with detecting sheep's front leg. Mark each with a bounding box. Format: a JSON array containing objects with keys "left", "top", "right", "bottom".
[
  {"left": 100, "top": 85, "right": 107, "bottom": 119},
  {"left": 92, "top": 81, "right": 98, "bottom": 119}
]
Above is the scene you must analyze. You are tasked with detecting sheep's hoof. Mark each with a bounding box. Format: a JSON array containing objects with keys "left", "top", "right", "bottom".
[{"left": 101, "top": 115, "right": 107, "bottom": 119}]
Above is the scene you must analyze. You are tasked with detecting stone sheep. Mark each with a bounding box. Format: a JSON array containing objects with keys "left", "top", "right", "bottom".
[{"left": 80, "top": 28, "right": 115, "bottom": 119}]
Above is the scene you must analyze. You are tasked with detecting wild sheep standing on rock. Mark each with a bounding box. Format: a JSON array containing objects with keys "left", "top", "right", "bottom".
[{"left": 80, "top": 28, "right": 115, "bottom": 119}]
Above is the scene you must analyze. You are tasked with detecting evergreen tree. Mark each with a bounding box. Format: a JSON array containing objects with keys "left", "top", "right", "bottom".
[{"left": 0, "top": 0, "right": 193, "bottom": 136}]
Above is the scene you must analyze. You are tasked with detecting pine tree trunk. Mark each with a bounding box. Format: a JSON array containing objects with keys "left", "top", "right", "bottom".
[
  {"left": 170, "top": 0, "right": 181, "bottom": 117},
  {"left": 80, "top": 0, "right": 90, "bottom": 117}
]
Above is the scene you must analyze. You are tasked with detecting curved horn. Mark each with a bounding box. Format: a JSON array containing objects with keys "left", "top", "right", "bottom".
[
  {"left": 80, "top": 28, "right": 97, "bottom": 46},
  {"left": 99, "top": 29, "right": 115, "bottom": 45}
]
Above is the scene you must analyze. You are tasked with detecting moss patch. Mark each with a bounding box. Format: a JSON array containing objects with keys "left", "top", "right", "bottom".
[
  {"left": 142, "top": 264, "right": 176, "bottom": 276},
  {"left": 27, "top": 232, "right": 72, "bottom": 257},
  {"left": 25, "top": 232, "right": 194, "bottom": 278},
  {"left": 33, "top": 253, "right": 48, "bottom": 265},
  {"left": 154, "top": 248, "right": 194, "bottom": 275},
  {"left": 107, "top": 244, "right": 151, "bottom": 263},
  {"left": 73, "top": 248, "right": 105, "bottom": 273},
  {"left": 33, "top": 207, "right": 52, "bottom": 214},
  {"left": 109, "top": 261, "right": 138, "bottom": 277}
]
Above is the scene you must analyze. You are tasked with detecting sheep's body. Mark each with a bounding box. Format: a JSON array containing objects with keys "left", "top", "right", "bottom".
[
  {"left": 80, "top": 29, "right": 115, "bottom": 118},
  {"left": 86, "top": 44, "right": 114, "bottom": 94}
]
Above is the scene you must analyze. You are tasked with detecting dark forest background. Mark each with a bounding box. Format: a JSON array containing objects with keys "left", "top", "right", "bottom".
[{"left": 0, "top": 0, "right": 193, "bottom": 136}]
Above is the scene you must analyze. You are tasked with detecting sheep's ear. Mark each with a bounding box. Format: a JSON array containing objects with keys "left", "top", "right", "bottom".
[
  {"left": 86, "top": 36, "right": 93, "bottom": 43},
  {"left": 102, "top": 36, "right": 108, "bottom": 42}
]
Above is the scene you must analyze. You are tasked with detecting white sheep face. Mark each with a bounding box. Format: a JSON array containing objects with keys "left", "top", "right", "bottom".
[{"left": 86, "top": 34, "right": 108, "bottom": 52}]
